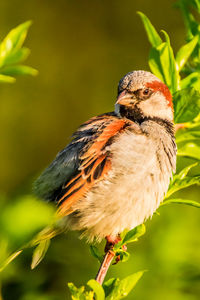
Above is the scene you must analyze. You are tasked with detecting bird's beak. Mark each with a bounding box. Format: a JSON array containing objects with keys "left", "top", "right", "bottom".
[{"left": 116, "top": 90, "right": 133, "bottom": 105}]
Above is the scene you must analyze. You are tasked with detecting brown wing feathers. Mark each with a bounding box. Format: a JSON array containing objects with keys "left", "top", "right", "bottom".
[{"left": 57, "top": 116, "right": 128, "bottom": 216}]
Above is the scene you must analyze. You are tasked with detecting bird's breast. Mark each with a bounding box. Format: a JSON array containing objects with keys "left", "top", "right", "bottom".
[{"left": 67, "top": 121, "right": 176, "bottom": 242}]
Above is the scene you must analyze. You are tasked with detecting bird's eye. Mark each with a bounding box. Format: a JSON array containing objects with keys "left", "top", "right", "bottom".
[
  {"left": 143, "top": 89, "right": 150, "bottom": 95},
  {"left": 134, "top": 88, "right": 152, "bottom": 100}
]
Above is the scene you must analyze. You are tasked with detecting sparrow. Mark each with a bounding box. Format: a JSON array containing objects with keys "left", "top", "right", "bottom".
[{"left": 34, "top": 70, "right": 177, "bottom": 244}]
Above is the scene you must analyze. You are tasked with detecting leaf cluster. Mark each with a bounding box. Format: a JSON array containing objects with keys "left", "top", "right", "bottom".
[
  {"left": 68, "top": 271, "right": 144, "bottom": 300},
  {"left": 138, "top": 2, "right": 200, "bottom": 209},
  {"left": 0, "top": 20, "right": 38, "bottom": 83}
]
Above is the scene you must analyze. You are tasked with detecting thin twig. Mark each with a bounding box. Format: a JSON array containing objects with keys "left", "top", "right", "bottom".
[
  {"left": 95, "top": 250, "right": 115, "bottom": 285},
  {"left": 175, "top": 123, "right": 187, "bottom": 132}
]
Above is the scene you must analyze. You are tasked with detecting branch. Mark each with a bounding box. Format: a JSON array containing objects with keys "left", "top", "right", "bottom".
[
  {"left": 95, "top": 249, "right": 115, "bottom": 285},
  {"left": 95, "top": 236, "right": 123, "bottom": 285},
  {"left": 175, "top": 123, "right": 187, "bottom": 132}
]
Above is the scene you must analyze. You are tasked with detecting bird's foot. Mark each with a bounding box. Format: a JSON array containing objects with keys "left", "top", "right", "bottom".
[
  {"left": 105, "top": 235, "right": 128, "bottom": 264},
  {"left": 105, "top": 234, "right": 121, "bottom": 252}
]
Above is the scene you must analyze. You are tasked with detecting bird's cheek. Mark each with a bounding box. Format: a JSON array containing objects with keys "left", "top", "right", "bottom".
[{"left": 137, "top": 100, "right": 151, "bottom": 113}]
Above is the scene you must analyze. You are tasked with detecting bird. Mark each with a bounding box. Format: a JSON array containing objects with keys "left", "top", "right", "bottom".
[{"left": 33, "top": 70, "right": 177, "bottom": 246}]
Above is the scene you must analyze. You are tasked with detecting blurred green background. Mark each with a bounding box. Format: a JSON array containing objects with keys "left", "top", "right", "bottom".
[{"left": 0, "top": 0, "right": 200, "bottom": 299}]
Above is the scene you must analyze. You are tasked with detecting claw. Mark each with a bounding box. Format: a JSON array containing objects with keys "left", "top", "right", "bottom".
[
  {"left": 104, "top": 235, "right": 128, "bottom": 264},
  {"left": 105, "top": 234, "right": 121, "bottom": 252}
]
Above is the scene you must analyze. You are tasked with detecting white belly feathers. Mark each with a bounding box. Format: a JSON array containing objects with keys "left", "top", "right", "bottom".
[{"left": 67, "top": 121, "right": 176, "bottom": 242}]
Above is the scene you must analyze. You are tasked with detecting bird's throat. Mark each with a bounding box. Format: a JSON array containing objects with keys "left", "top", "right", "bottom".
[
  {"left": 118, "top": 104, "right": 174, "bottom": 135},
  {"left": 119, "top": 104, "right": 145, "bottom": 123}
]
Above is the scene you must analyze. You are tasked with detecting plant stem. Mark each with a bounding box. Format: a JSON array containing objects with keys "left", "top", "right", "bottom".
[
  {"left": 175, "top": 123, "right": 187, "bottom": 132},
  {"left": 95, "top": 249, "right": 115, "bottom": 285}
]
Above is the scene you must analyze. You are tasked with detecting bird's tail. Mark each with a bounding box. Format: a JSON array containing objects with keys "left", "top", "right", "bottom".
[{"left": 0, "top": 224, "right": 63, "bottom": 272}]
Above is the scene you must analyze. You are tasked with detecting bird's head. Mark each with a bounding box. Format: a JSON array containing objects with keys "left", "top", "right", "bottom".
[{"left": 115, "top": 70, "right": 173, "bottom": 123}]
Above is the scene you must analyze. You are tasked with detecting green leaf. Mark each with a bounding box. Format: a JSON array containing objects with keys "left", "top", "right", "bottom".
[
  {"left": 106, "top": 271, "right": 145, "bottom": 300},
  {"left": 173, "top": 88, "right": 200, "bottom": 123},
  {"left": 31, "top": 239, "right": 50, "bottom": 269},
  {"left": 3, "top": 47, "right": 30, "bottom": 65},
  {"left": 179, "top": 114, "right": 200, "bottom": 130},
  {"left": 0, "top": 249, "right": 22, "bottom": 272},
  {"left": 29, "top": 225, "right": 60, "bottom": 248},
  {"left": 192, "top": 0, "right": 200, "bottom": 13},
  {"left": 147, "top": 29, "right": 179, "bottom": 93},
  {"left": 115, "top": 250, "right": 130, "bottom": 263},
  {"left": 68, "top": 282, "right": 80, "bottom": 295},
  {"left": 90, "top": 245, "right": 104, "bottom": 263},
  {"left": 0, "top": 196, "right": 55, "bottom": 249},
  {"left": 87, "top": 280, "right": 105, "bottom": 300},
  {"left": 161, "top": 198, "right": 200, "bottom": 208},
  {"left": 119, "top": 229, "right": 129, "bottom": 241},
  {"left": 186, "top": 121, "right": 200, "bottom": 129},
  {"left": 175, "top": 162, "right": 198, "bottom": 179},
  {"left": 121, "top": 224, "right": 146, "bottom": 245},
  {"left": 148, "top": 47, "right": 165, "bottom": 82},
  {"left": 165, "top": 164, "right": 200, "bottom": 198},
  {"left": 103, "top": 278, "right": 117, "bottom": 298},
  {"left": 137, "top": 12, "right": 162, "bottom": 47},
  {"left": 141, "top": 16, "right": 179, "bottom": 92},
  {"left": 149, "top": 41, "right": 178, "bottom": 93},
  {"left": 180, "top": 72, "right": 200, "bottom": 90},
  {"left": 68, "top": 281, "right": 99, "bottom": 300},
  {"left": 0, "top": 74, "right": 15, "bottom": 83},
  {"left": 176, "top": 35, "right": 199, "bottom": 71},
  {"left": 0, "top": 20, "right": 32, "bottom": 68},
  {"left": 68, "top": 283, "right": 88, "bottom": 300},
  {"left": 157, "top": 42, "right": 172, "bottom": 87},
  {"left": 176, "top": 130, "right": 200, "bottom": 143},
  {"left": 177, "top": 142, "right": 200, "bottom": 160},
  {"left": 177, "top": 0, "right": 199, "bottom": 39},
  {"left": 162, "top": 30, "right": 179, "bottom": 92},
  {"left": 1, "top": 65, "right": 38, "bottom": 77}
]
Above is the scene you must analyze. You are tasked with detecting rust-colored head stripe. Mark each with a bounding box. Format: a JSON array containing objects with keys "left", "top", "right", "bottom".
[{"left": 146, "top": 80, "right": 173, "bottom": 108}]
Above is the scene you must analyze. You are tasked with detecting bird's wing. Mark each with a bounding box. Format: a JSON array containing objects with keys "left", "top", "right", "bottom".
[
  {"left": 33, "top": 139, "right": 82, "bottom": 202},
  {"left": 33, "top": 113, "right": 130, "bottom": 216},
  {"left": 34, "top": 115, "right": 118, "bottom": 201},
  {"left": 56, "top": 114, "right": 130, "bottom": 216}
]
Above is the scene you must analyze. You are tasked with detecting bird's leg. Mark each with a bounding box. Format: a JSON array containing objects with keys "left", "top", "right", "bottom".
[
  {"left": 106, "top": 235, "right": 128, "bottom": 264},
  {"left": 95, "top": 235, "right": 121, "bottom": 285},
  {"left": 104, "top": 234, "right": 121, "bottom": 252}
]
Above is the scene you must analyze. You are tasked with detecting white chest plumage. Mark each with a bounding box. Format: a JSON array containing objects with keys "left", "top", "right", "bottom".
[{"left": 67, "top": 120, "right": 176, "bottom": 242}]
